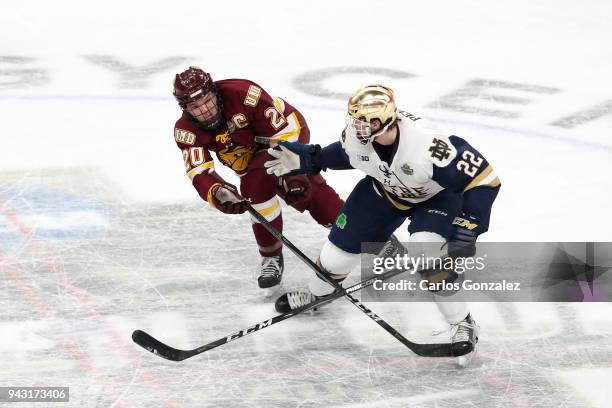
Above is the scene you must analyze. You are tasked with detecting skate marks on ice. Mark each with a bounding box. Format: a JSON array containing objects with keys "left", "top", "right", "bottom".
[{"left": 1, "top": 170, "right": 612, "bottom": 406}]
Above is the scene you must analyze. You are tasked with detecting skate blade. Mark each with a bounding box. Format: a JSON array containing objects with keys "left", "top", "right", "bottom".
[
  {"left": 456, "top": 347, "right": 477, "bottom": 368},
  {"left": 263, "top": 283, "right": 282, "bottom": 298}
]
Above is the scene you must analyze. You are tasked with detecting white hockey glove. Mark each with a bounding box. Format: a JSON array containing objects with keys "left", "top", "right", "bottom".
[
  {"left": 265, "top": 146, "right": 301, "bottom": 176},
  {"left": 265, "top": 141, "right": 318, "bottom": 176}
]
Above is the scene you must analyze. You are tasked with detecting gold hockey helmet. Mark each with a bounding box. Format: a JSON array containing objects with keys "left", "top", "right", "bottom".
[
  {"left": 346, "top": 84, "right": 397, "bottom": 144},
  {"left": 348, "top": 84, "right": 397, "bottom": 127}
]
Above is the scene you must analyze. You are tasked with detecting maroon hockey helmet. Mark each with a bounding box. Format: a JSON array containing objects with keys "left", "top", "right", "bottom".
[
  {"left": 173, "top": 66, "right": 215, "bottom": 109},
  {"left": 173, "top": 66, "right": 224, "bottom": 131}
]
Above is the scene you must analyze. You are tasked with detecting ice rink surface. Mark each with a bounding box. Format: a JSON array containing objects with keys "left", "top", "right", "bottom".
[{"left": 1, "top": 0, "right": 612, "bottom": 406}]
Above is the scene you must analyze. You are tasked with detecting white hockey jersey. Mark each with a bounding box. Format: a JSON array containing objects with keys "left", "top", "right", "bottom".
[
  {"left": 341, "top": 110, "right": 465, "bottom": 206},
  {"left": 310, "top": 109, "right": 500, "bottom": 225}
]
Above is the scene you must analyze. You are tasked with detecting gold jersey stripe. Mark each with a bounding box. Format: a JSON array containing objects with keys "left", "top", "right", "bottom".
[
  {"left": 255, "top": 199, "right": 281, "bottom": 217},
  {"left": 206, "top": 182, "right": 223, "bottom": 208},
  {"left": 464, "top": 165, "right": 494, "bottom": 192},
  {"left": 372, "top": 179, "right": 412, "bottom": 211},
  {"left": 273, "top": 97, "right": 286, "bottom": 113},
  {"left": 381, "top": 188, "right": 412, "bottom": 211},
  {"left": 271, "top": 131, "right": 298, "bottom": 142},
  {"left": 487, "top": 177, "right": 501, "bottom": 188},
  {"left": 269, "top": 112, "right": 301, "bottom": 143},
  {"left": 187, "top": 161, "right": 215, "bottom": 180}
]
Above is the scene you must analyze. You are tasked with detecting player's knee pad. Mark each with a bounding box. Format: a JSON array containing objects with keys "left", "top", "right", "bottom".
[
  {"left": 433, "top": 295, "right": 470, "bottom": 324},
  {"left": 309, "top": 240, "right": 360, "bottom": 296},
  {"left": 320, "top": 240, "right": 361, "bottom": 276},
  {"left": 408, "top": 231, "right": 457, "bottom": 293},
  {"left": 407, "top": 231, "right": 446, "bottom": 267}
]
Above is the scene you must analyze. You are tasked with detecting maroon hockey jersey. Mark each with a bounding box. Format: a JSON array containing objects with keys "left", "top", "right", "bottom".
[{"left": 173, "top": 79, "right": 303, "bottom": 204}]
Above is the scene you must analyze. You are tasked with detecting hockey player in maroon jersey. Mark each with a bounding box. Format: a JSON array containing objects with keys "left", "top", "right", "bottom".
[{"left": 172, "top": 66, "right": 344, "bottom": 295}]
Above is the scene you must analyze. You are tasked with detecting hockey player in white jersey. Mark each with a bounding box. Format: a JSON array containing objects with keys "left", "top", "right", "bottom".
[{"left": 264, "top": 84, "right": 500, "bottom": 367}]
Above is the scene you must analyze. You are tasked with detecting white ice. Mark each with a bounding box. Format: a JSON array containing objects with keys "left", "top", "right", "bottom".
[{"left": 1, "top": 0, "right": 611, "bottom": 406}]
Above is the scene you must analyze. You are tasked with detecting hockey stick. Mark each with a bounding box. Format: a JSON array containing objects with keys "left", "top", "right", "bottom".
[
  {"left": 246, "top": 205, "right": 459, "bottom": 358},
  {"left": 132, "top": 256, "right": 452, "bottom": 361}
]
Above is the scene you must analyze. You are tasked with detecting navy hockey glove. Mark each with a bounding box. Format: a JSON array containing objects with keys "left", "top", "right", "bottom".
[
  {"left": 447, "top": 213, "right": 483, "bottom": 258},
  {"left": 265, "top": 141, "right": 318, "bottom": 176},
  {"left": 209, "top": 182, "right": 249, "bottom": 214}
]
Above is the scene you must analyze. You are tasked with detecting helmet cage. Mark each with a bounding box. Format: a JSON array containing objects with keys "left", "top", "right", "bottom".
[{"left": 345, "top": 114, "right": 396, "bottom": 145}]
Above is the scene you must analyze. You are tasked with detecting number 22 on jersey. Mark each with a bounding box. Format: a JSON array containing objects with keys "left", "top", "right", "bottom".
[{"left": 457, "top": 150, "right": 483, "bottom": 177}]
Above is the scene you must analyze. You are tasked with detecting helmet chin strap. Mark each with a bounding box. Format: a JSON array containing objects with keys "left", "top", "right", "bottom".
[
  {"left": 195, "top": 114, "right": 223, "bottom": 131},
  {"left": 369, "top": 120, "right": 397, "bottom": 143}
]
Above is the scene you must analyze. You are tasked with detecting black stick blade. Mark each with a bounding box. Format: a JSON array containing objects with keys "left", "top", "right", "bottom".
[{"left": 132, "top": 330, "right": 190, "bottom": 361}]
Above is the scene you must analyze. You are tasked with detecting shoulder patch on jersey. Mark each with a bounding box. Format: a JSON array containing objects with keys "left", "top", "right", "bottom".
[
  {"left": 401, "top": 163, "right": 414, "bottom": 175},
  {"left": 175, "top": 128, "right": 196, "bottom": 145},
  {"left": 244, "top": 85, "right": 262, "bottom": 107},
  {"left": 428, "top": 138, "right": 453, "bottom": 162}
]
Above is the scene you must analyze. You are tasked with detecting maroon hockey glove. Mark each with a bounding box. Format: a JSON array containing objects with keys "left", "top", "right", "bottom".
[
  {"left": 276, "top": 175, "right": 311, "bottom": 209},
  {"left": 208, "top": 182, "right": 249, "bottom": 214}
]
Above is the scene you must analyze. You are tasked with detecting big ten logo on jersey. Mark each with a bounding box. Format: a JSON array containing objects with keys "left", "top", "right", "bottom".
[
  {"left": 399, "top": 110, "right": 421, "bottom": 121},
  {"left": 175, "top": 128, "right": 196, "bottom": 145},
  {"left": 244, "top": 85, "right": 261, "bottom": 107}
]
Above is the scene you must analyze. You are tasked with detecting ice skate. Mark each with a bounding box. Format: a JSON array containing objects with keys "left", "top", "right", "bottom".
[
  {"left": 377, "top": 234, "right": 407, "bottom": 259},
  {"left": 257, "top": 253, "right": 284, "bottom": 296},
  {"left": 275, "top": 289, "right": 317, "bottom": 313},
  {"left": 432, "top": 313, "right": 479, "bottom": 367},
  {"left": 451, "top": 313, "right": 479, "bottom": 368}
]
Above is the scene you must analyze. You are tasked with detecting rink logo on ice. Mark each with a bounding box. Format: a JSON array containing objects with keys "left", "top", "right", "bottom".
[
  {"left": 0, "top": 184, "right": 111, "bottom": 244},
  {"left": 2, "top": 58, "right": 611, "bottom": 131}
]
